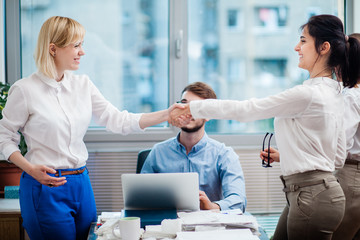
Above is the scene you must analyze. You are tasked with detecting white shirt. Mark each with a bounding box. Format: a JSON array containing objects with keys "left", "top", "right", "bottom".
[
  {"left": 0, "top": 71, "right": 143, "bottom": 169},
  {"left": 343, "top": 86, "right": 360, "bottom": 161},
  {"left": 190, "top": 77, "right": 346, "bottom": 176}
]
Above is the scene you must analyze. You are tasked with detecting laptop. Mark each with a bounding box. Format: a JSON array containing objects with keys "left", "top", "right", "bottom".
[{"left": 121, "top": 172, "right": 200, "bottom": 227}]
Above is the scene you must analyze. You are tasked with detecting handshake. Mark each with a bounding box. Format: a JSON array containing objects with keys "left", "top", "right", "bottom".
[{"left": 168, "top": 103, "right": 192, "bottom": 127}]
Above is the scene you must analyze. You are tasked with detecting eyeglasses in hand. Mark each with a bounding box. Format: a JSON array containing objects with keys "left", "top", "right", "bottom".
[
  {"left": 262, "top": 132, "right": 274, "bottom": 168},
  {"left": 176, "top": 99, "right": 188, "bottom": 104}
]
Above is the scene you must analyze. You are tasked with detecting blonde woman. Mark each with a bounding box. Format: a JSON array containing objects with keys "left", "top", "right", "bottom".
[{"left": 0, "top": 16, "right": 182, "bottom": 240}]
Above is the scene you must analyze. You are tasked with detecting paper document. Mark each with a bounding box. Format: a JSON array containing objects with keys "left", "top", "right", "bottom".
[
  {"left": 176, "top": 229, "right": 259, "bottom": 240},
  {"left": 143, "top": 225, "right": 177, "bottom": 239},
  {"left": 177, "top": 210, "right": 259, "bottom": 235}
]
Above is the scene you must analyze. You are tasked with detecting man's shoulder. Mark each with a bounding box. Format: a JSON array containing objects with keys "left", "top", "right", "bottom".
[
  {"left": 204, "top": 136, "right": 237, "bottom": 156},
  {"left": 152, "top": 137, "right": 177, "bottom": 150},
  {"left": 206, "top": 136, "right": 231, "bottom": 149}
]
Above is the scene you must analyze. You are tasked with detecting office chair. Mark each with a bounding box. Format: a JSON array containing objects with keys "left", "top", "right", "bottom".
[{"left": 136, "top": 149, "right": 151, "bottom": 173}]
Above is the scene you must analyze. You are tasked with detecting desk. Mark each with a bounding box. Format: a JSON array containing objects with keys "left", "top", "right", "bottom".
[
  {"left": 0, "top": 199, "right": 25, "bottom": 240},
  {"left": 88, "top": 212, "right": 269, "bottom": 240}
]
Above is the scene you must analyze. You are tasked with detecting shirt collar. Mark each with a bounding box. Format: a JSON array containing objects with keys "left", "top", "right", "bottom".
[
  {"left": 36, "top": 71, "right": 72, "bottom": 93},
  {"left": 174, "top": 132, "right": 209, "bottom": 153},
  {"left": 61, "top": 72, "right": 72, "bottom": 92}
]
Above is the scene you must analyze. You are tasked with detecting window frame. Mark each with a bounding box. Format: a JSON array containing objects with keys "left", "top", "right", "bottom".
[
  {"left": 4, "top": 0, "right": 350, "bottom": 149},
  {"left": 0, "top": 0, "right": 4, "bottom": 83},
  {"left": 5, "top": 0, "right": 20, "bottom": 85}
]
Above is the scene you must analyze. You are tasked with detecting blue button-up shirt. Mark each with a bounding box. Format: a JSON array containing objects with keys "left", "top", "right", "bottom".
[{"left": 141, "top": 133, "right": 247, "bottom": 211}]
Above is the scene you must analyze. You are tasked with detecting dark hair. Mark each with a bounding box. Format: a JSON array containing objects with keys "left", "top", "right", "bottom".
[
  {"left": 181, "top": 82, "right": 217, "bottom": 99},
  {"left": 301, "top": 15, "right": 360, "bottom": 88},
  {"left": 349, "top": 33, "right": 360, "bottom": 83}
]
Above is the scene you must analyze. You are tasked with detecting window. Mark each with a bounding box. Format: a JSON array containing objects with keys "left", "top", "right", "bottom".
[
  {"left": 227, "top": 9, "right": 243, "bottom": 31},
  {"left": 7, "top": 0, "right": 342, "bottom": 144},
  {"left": 253, "top": 59, "right": 287, "bottom": 88},
  {"left": 188, "top": 0, "right": 339, "bottom": 134},
  {"left": 227, "top": 58, "right": 245, "bottom": 83},
  {"left": 0, "top": 2, "right": 4, "bottom": 83},
  {"left": 254, "top": 6, "right": 288, "bottom": 29},
  {"left": 19, "top": 0, "right": 169, "bottom": 128}
]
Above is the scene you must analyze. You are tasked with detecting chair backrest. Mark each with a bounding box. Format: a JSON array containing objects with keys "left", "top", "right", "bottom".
[{"left": 136, "top": 149, "right": 151, "bottom": 173}]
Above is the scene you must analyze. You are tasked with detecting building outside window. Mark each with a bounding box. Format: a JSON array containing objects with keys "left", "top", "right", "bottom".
[
  {"left": 188, "top": 0, "right": 338, "bottom": 133},
  {"left": 254, "top": 6, "right": 288, "bottom": 28}
]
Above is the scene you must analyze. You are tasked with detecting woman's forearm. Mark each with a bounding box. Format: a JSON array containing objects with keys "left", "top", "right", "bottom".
[
  {"left": 139, "top": 109, "right": 169, "bottom": 129},
  {"left": 8, "top": 151, "right": 34, "bottom": 174}
]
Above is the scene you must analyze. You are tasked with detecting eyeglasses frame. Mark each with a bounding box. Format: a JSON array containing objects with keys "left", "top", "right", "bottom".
[{"left": 262, "top": 132, "right": 274, "bottom": 168}]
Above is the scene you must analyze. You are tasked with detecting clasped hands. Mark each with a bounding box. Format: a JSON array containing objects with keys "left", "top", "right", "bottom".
[{"left": 168, "top": 103, "right": 192, "bottom": 127}]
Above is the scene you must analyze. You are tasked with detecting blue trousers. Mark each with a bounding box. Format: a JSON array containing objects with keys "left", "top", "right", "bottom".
[{"left": 20, "top": 167, "right": 97, "bottom": 240}]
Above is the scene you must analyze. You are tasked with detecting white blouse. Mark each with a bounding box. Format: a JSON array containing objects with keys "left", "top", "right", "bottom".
[
  {"left": 190, "top": 77, "right": 346, "bottom": 176},
  {"left": 343, "top": 86, "right": 360, "bottom": 161},
  {"left": 0, "top": 71, "right": 143, "bottom": 169}
]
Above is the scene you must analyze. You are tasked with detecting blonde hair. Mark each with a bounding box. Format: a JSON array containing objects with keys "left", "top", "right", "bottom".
[{"left": 34, "top": 16, "right": 85, "bottom": 79}]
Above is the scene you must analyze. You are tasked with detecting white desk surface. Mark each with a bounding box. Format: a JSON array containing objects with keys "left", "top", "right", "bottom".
[
  {"left": 92, "top": 211, "right": 263, "bottom": 240},
  {"left": 0, "top": 198, "right": 21, "bottom": 212}
]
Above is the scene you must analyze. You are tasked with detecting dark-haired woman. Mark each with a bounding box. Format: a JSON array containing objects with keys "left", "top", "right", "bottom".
[
  {"left": 332, "top": 33, "right": 360, "bottom": 240},
  {"left": 169, "top": 15, "right": 360, "bottom": 240}
]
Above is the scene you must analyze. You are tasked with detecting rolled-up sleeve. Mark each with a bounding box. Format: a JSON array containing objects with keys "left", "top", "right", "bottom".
[
  {"left": 89, "top": 80, "right": 144, "bottom": 135},
  {"left": 214, "top": 148, "right": 247, "bottom": 212}
]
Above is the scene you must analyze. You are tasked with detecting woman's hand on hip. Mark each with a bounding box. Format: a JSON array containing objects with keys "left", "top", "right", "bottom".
[
  {"left": 9, "top": 151, "right": 67, "bottom": 187},
  {"left": 28, "top": 165, "right": 67, "bottom": 187}
]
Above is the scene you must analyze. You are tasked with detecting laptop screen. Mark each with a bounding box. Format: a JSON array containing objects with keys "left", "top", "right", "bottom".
[{"left": 121, "top": 172, "right": 200, "bottom": 211}]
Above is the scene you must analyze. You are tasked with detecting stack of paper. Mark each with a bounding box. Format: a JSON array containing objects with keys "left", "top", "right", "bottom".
[
  {"left": 176, "top": 229, "right": 259, "bottom": 240},
  {"left": 178, "top": 210, "right": 259, "bottom": 236},
  {"left": 142, "top": 225, "right": 177, "bottom": 239}
]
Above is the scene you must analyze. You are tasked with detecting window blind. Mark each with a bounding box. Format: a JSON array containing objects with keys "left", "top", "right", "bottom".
[{"left": 87, "top": 149, "right": 286, "bottom": 215}]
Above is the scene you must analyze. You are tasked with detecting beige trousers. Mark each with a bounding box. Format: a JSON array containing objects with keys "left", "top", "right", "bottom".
[
  {"left": 332, "top": 162, "right": 360, "bottom": 240},
  {"left": 273, "top": 170, "right": 345, "bottom": 240}
]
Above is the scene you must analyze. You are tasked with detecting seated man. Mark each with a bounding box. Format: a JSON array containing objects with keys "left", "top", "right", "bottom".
[{"left": 141, "top": 82, "right": 247, "bottom": 212}]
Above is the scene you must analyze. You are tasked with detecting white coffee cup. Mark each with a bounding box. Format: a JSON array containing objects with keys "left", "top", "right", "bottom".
[{"left": 116, "top": 217, "right": 141, "bottom": 240}]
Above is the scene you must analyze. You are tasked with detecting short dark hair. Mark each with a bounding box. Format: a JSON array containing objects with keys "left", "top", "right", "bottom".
[
  {"left": 181, "top": 82, "right": 217, "bottom": 100},
  {"left": 301, "top": 14, "right": 360, "bottom": 88},
  {"left": 349, "top": 33, "right": 360, "bottom": 81}
]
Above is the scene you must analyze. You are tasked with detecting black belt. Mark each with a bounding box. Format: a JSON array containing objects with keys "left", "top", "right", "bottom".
[{"left": 282, "top": 178, "right": 337, "bottom": 193}]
